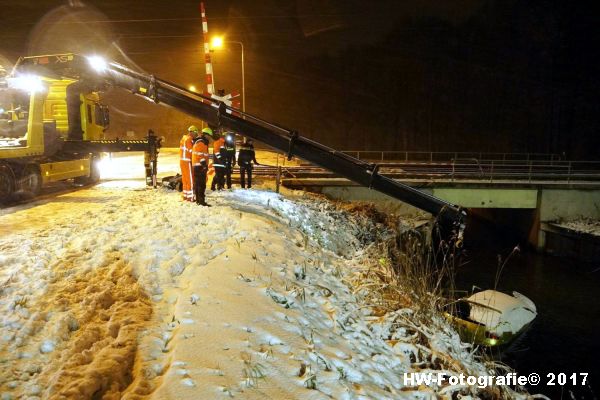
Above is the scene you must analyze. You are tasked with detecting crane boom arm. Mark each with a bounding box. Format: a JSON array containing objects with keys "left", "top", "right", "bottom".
[{"left": 14, "top": 54, "right": 466, "bottom": 232}]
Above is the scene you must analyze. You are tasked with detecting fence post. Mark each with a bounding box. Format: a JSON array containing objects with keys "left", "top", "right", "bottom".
[
  {"left": 276, "top": 165, "right": 281, "bottom": 193},
  {"left": 490, "top": 160, "right": 494, "bottom": 183}
]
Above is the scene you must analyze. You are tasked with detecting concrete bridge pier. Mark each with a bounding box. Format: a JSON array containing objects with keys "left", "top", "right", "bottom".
[
  {"left": 530, "top": 189, "right": 600, "bottom": 250},
  {"left": 313, "top": 185, "right": 600, "bottom": 251},
  {"left": 433, "top": 188, "right": 600, "bottom": 249}
]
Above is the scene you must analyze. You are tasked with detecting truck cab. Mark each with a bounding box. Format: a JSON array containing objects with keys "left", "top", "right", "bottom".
[{"left": 0, "top": 55, "right": 111, "bottom": 200}]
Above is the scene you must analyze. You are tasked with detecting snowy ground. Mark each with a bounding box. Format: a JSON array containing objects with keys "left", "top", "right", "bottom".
[{"left": 0, "top": 151, "right": 533, "bottom": 399}]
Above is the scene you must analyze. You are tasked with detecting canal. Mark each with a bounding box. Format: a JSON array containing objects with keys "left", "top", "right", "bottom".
[{"left": 456, "top": 239, "right": 600, "bottom": 399}]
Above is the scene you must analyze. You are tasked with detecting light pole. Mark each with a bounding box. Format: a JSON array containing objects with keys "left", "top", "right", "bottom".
[{"left": 211, "top": 37, "right": 245, "bottom": 113}]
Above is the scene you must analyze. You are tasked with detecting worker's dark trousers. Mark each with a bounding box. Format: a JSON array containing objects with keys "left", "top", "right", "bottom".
[
  {"left": 193, "top": 165, "right": 207, "bottom": 203},
  {"left": 211, "top": 167, "right": 225, "bottom": 190},
  {"left": 240, "top": 166, "right": 252, "bottom": 188},
  {"left": 225, "top": 165, "right": 233, "bottom": 189}
]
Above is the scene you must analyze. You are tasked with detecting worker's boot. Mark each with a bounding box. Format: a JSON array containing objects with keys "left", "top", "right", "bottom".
[{"left": 197, "top": 196, "right": 211, "bottom": 207}]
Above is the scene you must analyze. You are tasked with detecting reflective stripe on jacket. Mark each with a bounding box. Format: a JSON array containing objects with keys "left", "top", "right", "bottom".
[
  {"left": 179, "top": 134, "right": 193, "bottom": 161},
  {"left": 212, "top": 137, "right": 226, "bottom": 167},
  {"left": 192, "top": 137, "right": 210, "bottom": 166},
  {"left": 224, "top": 144, "right": 236, "bottom": 167}
]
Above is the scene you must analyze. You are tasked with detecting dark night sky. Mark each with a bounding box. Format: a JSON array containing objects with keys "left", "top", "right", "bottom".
[{"left": 1, "top": 0, "right": 599, "bottom": 158}]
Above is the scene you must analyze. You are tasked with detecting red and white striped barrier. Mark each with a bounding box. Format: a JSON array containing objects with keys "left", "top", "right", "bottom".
[{"left": 200, "top": 2, "right": 215, "bottom": 95}]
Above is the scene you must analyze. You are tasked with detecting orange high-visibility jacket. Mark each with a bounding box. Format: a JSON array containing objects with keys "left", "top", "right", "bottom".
[
  {"left": 212, "top": 137, "right": 226, "bottom": 167},
  {"left": 179, "top": 134, "right": 193, "bottom": 161},
  {"left": 192, "top": 138, "right": 210, "bottom": 166}
]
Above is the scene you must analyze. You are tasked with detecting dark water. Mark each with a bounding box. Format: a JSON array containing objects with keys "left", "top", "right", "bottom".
[{"left": 455, "top": 245, "right": 600, "bottom": 399}]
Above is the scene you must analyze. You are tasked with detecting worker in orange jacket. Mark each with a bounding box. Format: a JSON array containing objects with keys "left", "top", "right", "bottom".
[
  {"left": 192, "top": 127, "right": 212, "bottom": 206},
  {"left": 179, "top": 125, "right": 198, "bottom": 201},
  {"left": 211, "top": 132, "right": 226, "bottom": 191}
]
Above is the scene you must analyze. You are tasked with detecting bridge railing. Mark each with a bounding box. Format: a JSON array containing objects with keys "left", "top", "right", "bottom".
[
  {"left": 471, "top": 160, "right": 600, "bottom": 183},
  {"left": 341, "top": 150, "right": 563, "bottom": 163},
  {"left": 267, "top": 159, "right": 600, "bottom": 183}
]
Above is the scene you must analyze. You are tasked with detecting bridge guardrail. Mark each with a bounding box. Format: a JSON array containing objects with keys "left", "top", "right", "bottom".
[
  {"left": 250, "top": 159, "right": 600, "bottom": 184},
  {"left": 451, "top": 160, "right": 600, "bottom": 183},
  {"left": 341, "top": 150, "right": 563, "bottom": 163}
]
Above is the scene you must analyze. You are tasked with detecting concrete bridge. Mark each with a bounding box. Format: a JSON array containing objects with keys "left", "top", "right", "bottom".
[{"left": 252, "top": 151, "right": 600, "bottom": 250}]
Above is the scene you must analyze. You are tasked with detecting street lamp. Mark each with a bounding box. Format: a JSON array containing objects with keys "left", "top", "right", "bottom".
[{"left": 211, "top": 36, "right": 245, "bottom": 113}]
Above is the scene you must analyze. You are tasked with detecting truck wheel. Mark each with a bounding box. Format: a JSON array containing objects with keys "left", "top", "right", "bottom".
[
  {"left": 20, "top": 164, "right": 42, "bottom": 196},
  {"left": 0, "top": 164, "right": 16, "bottom": 202}
]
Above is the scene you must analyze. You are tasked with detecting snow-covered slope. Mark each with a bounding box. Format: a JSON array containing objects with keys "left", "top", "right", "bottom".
[{"left": 0, "top": 153, "right": 533, "bottom": 399}]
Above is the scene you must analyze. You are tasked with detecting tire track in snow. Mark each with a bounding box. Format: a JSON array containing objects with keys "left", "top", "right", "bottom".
[
  {"left": 0, "top": 188, "right": 182, "bottom": 399},
  {"left": 0, "top": 250, "right": 153, "bottom": 399},
  {"left": 40, "top": 255, "right": 153, "bottom": 399}
]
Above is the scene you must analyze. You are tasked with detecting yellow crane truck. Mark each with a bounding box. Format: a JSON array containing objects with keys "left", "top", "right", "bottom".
[
  {"left": 0, "top": 54, "right": 159, "bottom": 202},
  {"left": 2, "top": 53, "right": 465, "bottom": 238}
]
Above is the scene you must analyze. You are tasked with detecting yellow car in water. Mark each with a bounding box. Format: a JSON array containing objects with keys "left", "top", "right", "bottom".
[{"left": 445, "top": 290, "right": 537, "bottom": 347}]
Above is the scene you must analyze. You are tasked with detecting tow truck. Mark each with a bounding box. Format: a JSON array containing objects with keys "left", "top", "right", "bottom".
[
  {"left": 1, "top": 53, "right": 465, "bottom": 239},
  {"left": 0, "top": 54, "right": 160, "bottom": 201}
]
